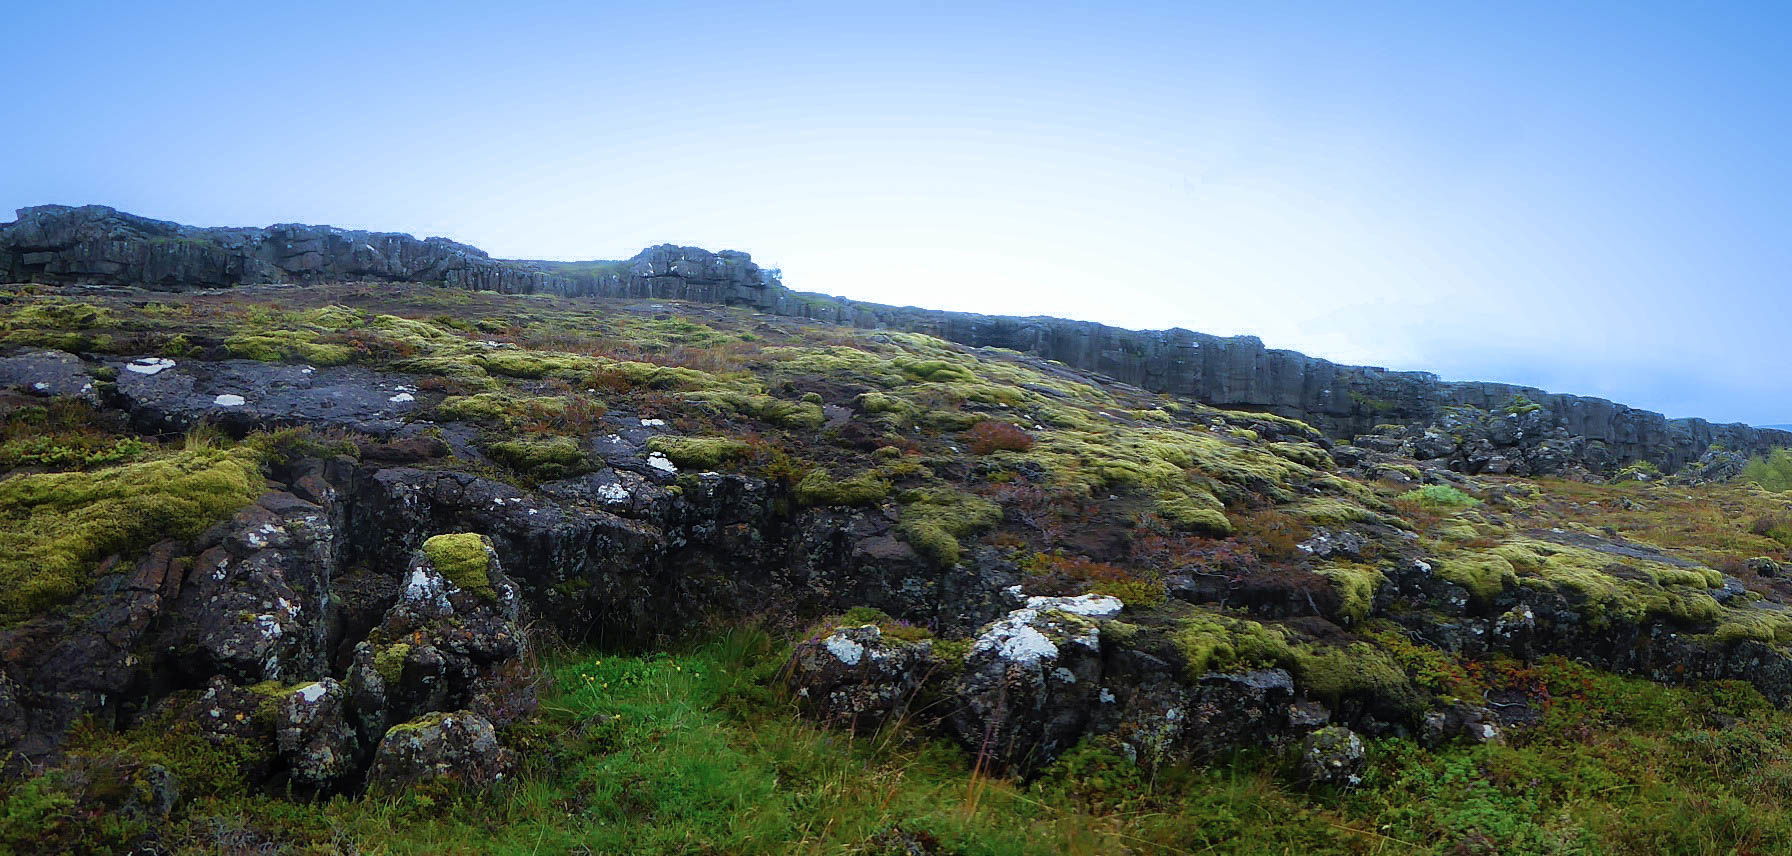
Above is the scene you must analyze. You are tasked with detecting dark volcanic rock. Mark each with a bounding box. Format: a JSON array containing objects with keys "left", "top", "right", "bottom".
[
  {"left": 0, "top": 349, "right": 98, "bottom": 400},
  {"left": 5, "top": 204, "right": 1786, "bottom": 474},
  {"left": 947, "top": 595, "right": 1120, "bottom": 774},
  {"left": 787, "top": 624, "right": 938, "bottom": 733},
  {"left": 1298, "top": 725, "right": 1366, "bottom": 787},
  {"left": 344, "top": 536, "right": 534, "bottom": 748},
  {"left": 113, "top": 356, "right": 422, "bottom": 435},
  {"left": 364, "top": 710, "right": 510, "bottom": 793}
]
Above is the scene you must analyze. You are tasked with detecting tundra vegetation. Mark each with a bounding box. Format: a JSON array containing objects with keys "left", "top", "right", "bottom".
[{"left": 3, "top": 281, "right": 1792, "bottom": 854}]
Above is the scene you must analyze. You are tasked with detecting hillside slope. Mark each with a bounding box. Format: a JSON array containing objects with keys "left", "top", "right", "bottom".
[
  {"left": 5, "top": 204, "right": 1786, "bottom": 475},
  {"left": 2, "top": 279, "right": 1792, "bottom": 852}
]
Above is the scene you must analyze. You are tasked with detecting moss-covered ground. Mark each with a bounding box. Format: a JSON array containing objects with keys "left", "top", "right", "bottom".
[{"left": 8, "top": 282, "right": 1792, "bottom": 852}]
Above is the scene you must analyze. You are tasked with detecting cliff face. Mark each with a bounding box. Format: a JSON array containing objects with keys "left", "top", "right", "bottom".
[{"left": 4, "top": 203, "right": 1783, "bottom": 471}]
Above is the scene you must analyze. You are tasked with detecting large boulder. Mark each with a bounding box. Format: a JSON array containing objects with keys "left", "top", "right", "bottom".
[
  {"left": 345, "top": 534, "right": 534, "bottom": 748},
  {"left": 787, "top": 623, "right": 937, "bottom": 733},
  {"left": 365, "top": 710, "right": 510, "bottom": 793},
  {"left": 947, "top": 595, "right": 1121, "bottom": 774},
  {"left": 269, "top": 679, "right": 358, "bottom": 787}
]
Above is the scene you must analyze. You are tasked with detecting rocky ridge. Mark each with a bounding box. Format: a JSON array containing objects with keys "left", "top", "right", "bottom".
[{"left": 4, "top": 203, "right": 1783, "bottom": 475}]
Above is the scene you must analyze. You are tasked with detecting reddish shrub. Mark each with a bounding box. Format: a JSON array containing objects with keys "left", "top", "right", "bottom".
[{"left": 964, "top": 421, "right": 1035, "bottom": 455}]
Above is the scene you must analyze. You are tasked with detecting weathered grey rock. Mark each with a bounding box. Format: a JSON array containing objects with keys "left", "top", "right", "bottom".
[
  {"left": 787, "top": 624, "right": 937, "bottom": 732},
  {"left": 1419, "top": 704, "right": 1503, "bottom": 747},
  {"left": 1670, "top": 446, "right": 1749, "bottom": 485},
  {"left": 365, "top": 710, "right": 509, "bottom": 792},
  {"left": 1298, "top": 725, "right": 1366, "bottom": 787},
  {"left": 344, "top": 537, "right": 533, "bottom": 748},
  {"left": 112, "top": 357, "right": 421, "bottom": 434},
  {"left": 158, "top": 491, "right": 338, "bottom": 685},
  {"left": 947, "top": 595, "right": 1119, "bottom": 774},
  {"left": 0, "top": 349, "right": 97, "bottom": 399},
  {"left": 271, "top": 679, "right": 358, "bottom": 786}
]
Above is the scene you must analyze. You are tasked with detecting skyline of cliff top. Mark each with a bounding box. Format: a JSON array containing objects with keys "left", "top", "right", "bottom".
[
  {"left": 7, "top": 197, "right": 1784, "bottom": 431},
  {"left": 11, "top": 3, "right": 1792, "bottom": 425}
]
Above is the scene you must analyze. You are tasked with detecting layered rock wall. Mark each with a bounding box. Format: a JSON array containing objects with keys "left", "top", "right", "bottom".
[{"left": 5, "top": 204, "right": 1783, "bottom": 471}]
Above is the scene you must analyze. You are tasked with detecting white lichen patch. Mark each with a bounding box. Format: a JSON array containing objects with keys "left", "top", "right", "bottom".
[
  {"left": 389, "top": 392, "right": 416, "bottom": 403},
  {"left": 824, "top": 633, "right": 866, "bottom": 666},
  {"left": 214, "top": 394, "right": 247, "bottom": 406},
  {"left": 596, "top": 482, "right": 631, "bottom": 504},
  {"left": 403, "top": 567, "right": 445, "bottom": 604},
  {"left": 295, "top": 682, "right": 327, "bottom": 703},
  {"left": 126, "top": 357, "right": 176, "bottom": 375},
  {"left": 972, "top": 610, "right": 1060, "bottom": 665},
  {"left": 646, "top": 452, "right": 677, "bottom": 473},
  {"left": 1025, "top": 594, "right": 1123, "bottom": 619}
]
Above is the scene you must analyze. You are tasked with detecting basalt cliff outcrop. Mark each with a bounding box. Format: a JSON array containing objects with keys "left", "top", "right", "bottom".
[{"left": 3, "top": 203, "right": 1784, "bottom": 475}]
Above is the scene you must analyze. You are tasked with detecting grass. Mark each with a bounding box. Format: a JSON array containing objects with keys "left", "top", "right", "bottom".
[{"left": 27, "top": 633, "right": 1792, "bottom": 854}]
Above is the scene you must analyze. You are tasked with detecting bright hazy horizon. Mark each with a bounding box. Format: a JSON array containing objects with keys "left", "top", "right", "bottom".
[{"left": 8, "top": 1, "right": 1790, "bottom": 423}]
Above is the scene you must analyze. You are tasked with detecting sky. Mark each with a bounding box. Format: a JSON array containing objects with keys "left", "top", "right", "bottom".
[{"left": 6, "top": 1, "right": 1791, "bottom": 423}]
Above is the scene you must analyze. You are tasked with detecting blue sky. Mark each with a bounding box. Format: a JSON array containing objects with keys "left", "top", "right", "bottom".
[{"left": 7, "top": 1, "right": 1790, "bottom": 423}]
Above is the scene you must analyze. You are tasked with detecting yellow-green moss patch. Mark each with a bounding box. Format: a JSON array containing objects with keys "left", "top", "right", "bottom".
[
  {"left": 895, "top": 488, "right": 1002, "bottom": 567},
  {"left": 794, "top": 469, "right": 891, "bottom": 507},
  {"left": 422, "top": 533, "right": 496, "bottom": 601},
  {"left": 0, "top": 448, "right": 266, "bottom": 621},
  {"left": 646, "top": 436, "right": 751, "bottom": 470}
]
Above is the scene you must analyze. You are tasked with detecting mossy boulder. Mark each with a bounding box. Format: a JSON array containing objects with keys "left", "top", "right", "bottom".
[
  {"left": 421, "top": 533, "right": 496, "bottom": 601},
  {"left": 365, "top": 711, "right": 510, "bottom": 794}
]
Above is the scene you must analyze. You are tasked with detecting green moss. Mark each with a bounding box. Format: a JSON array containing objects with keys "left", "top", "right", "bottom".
[
  {"left": 1503, "top": 394, "right": 1544, "bottom": 415},
  {"left": 224, "top": 332, "right": 355, "bottom": 366},
  {"left": 1288, "top": 497, "right": 1395, "bottom": 528},
  {"left": 1268, "top": 442, "right": 1333, "bottom": 470},
  {"left": 1286, "top": 642, "right": 1422, "bottom": 714},
  {"left": 646, "top": 436, "right": 751, "bottom": 470},
  {"left": 820, "top": 606, "right": 933, "bottom": 643},
  {"left": 1153, "top": 495, "right": 1233, "bottom": 535},
  {"left": 421, "top": 533, "right": 496, "bottom": 601},
  {"left": 593, "top": 360, "right": 731, "bottom": 391},
  {"left": 1438, "top": 538, "right": 1737, "bottom": 629},
  {"left": 487, "top": 436, "right": 587, "bottom": 480},
  {"left": 855, "top": 392, "right": 912, "bottom": 415},
  {"left": 477, "top": 350, "right": 592, "bottom": 379},
  {"left": 1089, "top": 579, "right": 1166, "bottom": 608},
  {"left": 1318, "top": 563, "right": 1385, "bottom": 624},
  {"left": 374, "top": 642, "right": 414, "bottom": 683},
  {"left": 1170, "top": 611, "right": 1294, "bottom": 677},
  {"left": 794, "top": 469, "right": 891, "bottom": 507},
  {"left": 384, "top": 711, "right": 454, "bottom": 736},
  {"left": 1438, "top": 522, "right": 1483, "bottom": 543},
  {"left": 0, "top": 448, "right": 265, "bottom": 621},
  {"left": 393, "top": 355, "right": 497, "bottom": 387},
  {"left": 892, "top": 358, "right": 979, "bottom": 383},
  {"left": 6, "top": 300, "right": 112, "bottom": 330},
  {"left": 895, "top": 488, "right": 1002, "bottom": 567},
  {"left": 1434, "top": 553, "right": 1520, "bottom": 600},
  {"left": 1399, "top": 484, "right": 1482, "bottom": 509},
  {"left": 437, "top": 392, "right": 530, "bottom": 423},
  {"left": 695, "top": 392, "right": 825, "bottom": 429}
]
